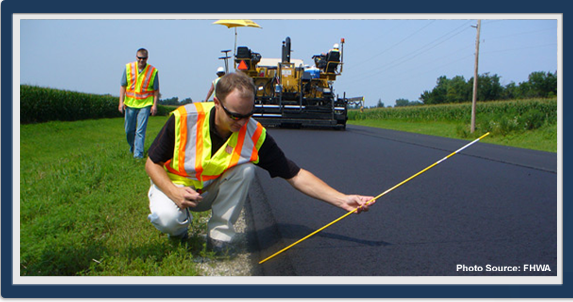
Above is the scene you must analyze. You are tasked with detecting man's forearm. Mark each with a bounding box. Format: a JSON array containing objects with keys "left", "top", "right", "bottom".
[
  {"left": 285, "top": 168, "right": 374, "bottom": 213},
  {"left": 286, "top": 168, "right": 346, "bottom": 208},
  {"left": 119, "top": 86, "right": 126, "bottom": 102}
]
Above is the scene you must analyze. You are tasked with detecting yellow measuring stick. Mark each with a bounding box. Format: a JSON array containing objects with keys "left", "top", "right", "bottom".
[{"left": 259, "top": 132, "right": 490, "bottom": 265}]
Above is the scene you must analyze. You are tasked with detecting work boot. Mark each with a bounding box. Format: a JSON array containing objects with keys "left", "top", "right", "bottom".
[
  {"left": 206, "top": 236, "right": 236, "bottom": 257},
  {"left": 168, "top": 231, "right": 189, "bottom": 244}
]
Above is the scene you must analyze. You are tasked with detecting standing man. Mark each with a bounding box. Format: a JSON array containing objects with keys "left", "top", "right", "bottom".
[
  {"left": 145, "top": 72, "right": 374, "bottom": 255},
  {"left": 204, "top": 67, "right": 226, "bottom": 102},
  {"left": 119, "top": 48, "right": 159, "bottom": 159}
]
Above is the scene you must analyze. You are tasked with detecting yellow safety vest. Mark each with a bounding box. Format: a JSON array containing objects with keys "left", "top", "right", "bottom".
[
  {"left": 164, "top": 102, "right": 266, "bottom": 189},
  {"left": 212, "top": 77, "right": 222, "bottom": 98},
  {"left": 124, "top": 62, "right": 158, "bottom": 108}
]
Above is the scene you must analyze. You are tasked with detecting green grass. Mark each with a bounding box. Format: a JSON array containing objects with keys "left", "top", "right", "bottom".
[
  {"left": 350, "top": 119, "right": 460, "bottom": 138},
  {"left": 20, "top": 117, "right": 219, "bottom": 276},
  {"left": 348, "top": 119, "right": 557, "bottom": 152},
  {"left": 348, "top": 99, "right": 557, "bottom": 153}
]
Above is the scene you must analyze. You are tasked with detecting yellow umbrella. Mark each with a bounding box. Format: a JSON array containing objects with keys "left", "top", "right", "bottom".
[
  {"left": 213, "top": 19, "right": 262, "bottom": 29},
  {"left": 213, "top": 19, "right": 262, "bottom": 59}
]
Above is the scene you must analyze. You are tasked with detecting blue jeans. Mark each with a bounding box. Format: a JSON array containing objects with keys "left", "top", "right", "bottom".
[{"left": 124, "top": 106, "right": 151, "bottom": 158}]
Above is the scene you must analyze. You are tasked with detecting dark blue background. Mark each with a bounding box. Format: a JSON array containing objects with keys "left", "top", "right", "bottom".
[{"left": 2, "top": 0, "right": 569, "bottom": 298}]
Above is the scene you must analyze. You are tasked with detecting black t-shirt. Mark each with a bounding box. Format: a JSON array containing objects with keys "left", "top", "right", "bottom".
[{"left": 148, "top": 107, "right": 300, "bottom": 179}]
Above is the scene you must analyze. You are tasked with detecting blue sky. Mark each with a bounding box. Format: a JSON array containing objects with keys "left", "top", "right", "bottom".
[{"left": 18, "top": 15, "right": 558, "bottom": 107}]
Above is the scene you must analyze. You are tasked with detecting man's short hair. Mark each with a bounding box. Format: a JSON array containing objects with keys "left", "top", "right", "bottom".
[
  {"left": 215, "top": 72, "right": 256, "bottom": 103},
  {"left": 136, "top": 48, "right": 148, "bottom": 56}
]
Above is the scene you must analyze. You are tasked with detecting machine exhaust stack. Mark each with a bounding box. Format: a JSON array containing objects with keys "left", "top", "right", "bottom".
[{"left": 282, "top": 37, "right": 291, "bottom": 63}]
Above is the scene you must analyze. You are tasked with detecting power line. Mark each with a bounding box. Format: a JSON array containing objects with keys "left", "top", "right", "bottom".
[
  {"left": 357, "top": 43, "right": 474, "bottom": 86},
  {"left": 482, "top": 43, "right": 556, "bottom": 54},
  {"left": 344, "top": 20, "right": 473, "bottom": 85},
  {"left": 485, "top": 26, "right": 556, "bottom": 41},
  {"left": 347, "top": 20, "right": 436, "bottom": 71}
]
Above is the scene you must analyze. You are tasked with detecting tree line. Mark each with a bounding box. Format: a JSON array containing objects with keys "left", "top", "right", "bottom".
[
  {"left": 158, "top": 96, "right": 193, "bottom": 106},
  {"left": 418, "top": 71, "right": 557, "bottom": 106}
]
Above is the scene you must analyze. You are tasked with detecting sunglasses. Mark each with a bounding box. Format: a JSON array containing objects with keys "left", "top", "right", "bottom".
[
  {"left": 137, "top": 56, "right": 148, "bottom": 60},
  {"left": 220, "top": 101, "right": 254, "bottom": 120}
]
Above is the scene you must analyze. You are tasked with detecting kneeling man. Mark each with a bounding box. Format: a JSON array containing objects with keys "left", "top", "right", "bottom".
[{"left": 145, "top": 72, "right": 374, "bottom": 254}]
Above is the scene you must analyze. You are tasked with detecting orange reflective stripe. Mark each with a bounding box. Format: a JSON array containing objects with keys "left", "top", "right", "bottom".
[
  {"left": 165, "top": 159, "right": 187, "bottom": 176},
  {"left": 164, "top": 159, "right": 174, "bottom": 172},
  {"left": 125, "top": 91, "right": 155, "bottom": 99},
  {"left": 249, "top": 122, "right": 264, "bottom": 162},
  {"left": 141, "top": 66, "right": 150, "bottom": 89},
  {"left": 194, "top": 103, "right": 206, "bottom": 181},
  {"left": 129, "top": 62, "right": 136, "bottom": 90},
  {"left": 230, "top": 126, "right": 247, "bottom": 167},
  {"left": 202, "top": 174, "right": 222, "bottom": 181},
  {"left": 178, "top": 107, "right": 188, "bottom": 176},
  {"left": 141, "top": 65, "right": 155, "bottom": 91}
]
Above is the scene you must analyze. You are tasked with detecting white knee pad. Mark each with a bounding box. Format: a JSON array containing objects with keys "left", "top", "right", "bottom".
[
  {"left": 240, "top": 163, "right": 256, "bottom": 181},
  {"left": 148, "top": 208, "right": 192, "bottom": 237},
  {"left": 148, "top": 182, "right": 193, "bottom": 237}
]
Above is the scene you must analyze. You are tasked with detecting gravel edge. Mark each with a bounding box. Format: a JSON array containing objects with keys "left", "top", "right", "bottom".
[{"left": 193, "top": 209, "right": 257, "bottom": 276}]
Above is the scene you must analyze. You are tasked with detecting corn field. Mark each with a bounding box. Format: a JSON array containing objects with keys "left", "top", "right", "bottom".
[
  {"left": 349, "top": 99, "right": 557, "bottom": 136},
  {"left": 20, "top": 85, "right": 171, "bottom": 124}
]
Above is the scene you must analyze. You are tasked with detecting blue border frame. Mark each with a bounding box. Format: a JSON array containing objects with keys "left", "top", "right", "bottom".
[{"left": 2, "top": 0, "right": 570, "bottom": 298}]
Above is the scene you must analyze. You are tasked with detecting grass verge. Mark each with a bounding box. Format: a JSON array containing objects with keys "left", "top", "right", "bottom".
[{"left": 20, "top": 117, "right": 217, "bottom": 276}]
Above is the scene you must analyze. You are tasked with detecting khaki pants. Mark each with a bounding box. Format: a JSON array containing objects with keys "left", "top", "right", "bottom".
[{"left": 147, "top": 163, "right": 255, "bottom": 242}]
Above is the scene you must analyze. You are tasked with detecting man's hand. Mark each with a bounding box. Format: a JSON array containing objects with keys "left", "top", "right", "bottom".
[
  {"left": 341, "top": 195, "right": 375, "bottom": 214},
  {"left": 151, "top": 104, "right": 158, "bottom": 116},
  {"left": 119, "top": 86, "right": 126, "bottom": 113},
  {"left": 170, "top": 186, "right": 203, "bottom": 210},
  {"left": 145, "top": 157, "right": 202, "bottom": 210}
]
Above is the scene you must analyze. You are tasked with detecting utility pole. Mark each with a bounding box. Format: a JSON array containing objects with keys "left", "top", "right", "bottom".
[{"left": 471, "top": 20, "right": 481, "bottom": 133}]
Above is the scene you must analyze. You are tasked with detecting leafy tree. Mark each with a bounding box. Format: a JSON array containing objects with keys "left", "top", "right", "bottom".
[
  {"left": 527, "top": 71, "right": 557, "bottom": 98},
  {"left": 179, "top": 97, "right": 194, "bottom": 105},
  {"left": 159, "top": 96, "right": 194, "bottom": 106},
  {"left": 475, "top": 73, "right": 503, "bottom": 101},
  {"left": 446, "top": 75, "right": 471, "bottom": 103},
  {"left": 159, "top": 97, "right": 179, "bottom": 106},
  {"left": 430, "top": 76, "right": 448, "bottom": 104},
  {"left": 501, "top": 82, "right": 519, "bottom": 100}
]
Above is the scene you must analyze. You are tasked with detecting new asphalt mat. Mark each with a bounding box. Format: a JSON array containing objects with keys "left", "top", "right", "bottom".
[{"left": 246, "top": 125, "right": 557, "bottom": 277}]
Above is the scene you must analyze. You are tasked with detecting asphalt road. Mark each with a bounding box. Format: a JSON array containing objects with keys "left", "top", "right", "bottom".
[{"left": 245, "top": 125, "right": 558, "bottom": 276}]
